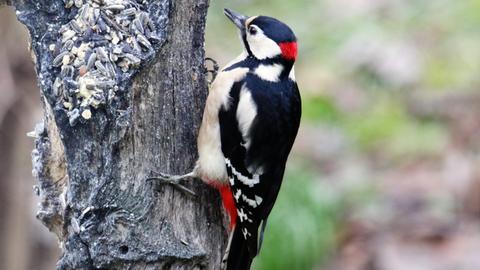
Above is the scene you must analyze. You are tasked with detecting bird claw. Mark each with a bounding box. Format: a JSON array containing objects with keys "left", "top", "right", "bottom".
[
  {"left": 205, "top": 57, "right": 219, "bottom": 85},
  {"left": 147, "top": 170, "right": 197, "bottom": 196},
  {"left": 148, "top": 170, "right": 172, "bottom": 180}
]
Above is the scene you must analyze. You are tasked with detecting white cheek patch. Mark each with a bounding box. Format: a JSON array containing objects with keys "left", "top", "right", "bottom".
[
  {"left": 236, "top": 87, "right": 257, "bottom": 149},
  {"left": 254, "top": 64, "right": 283, "bottom": 82},
  {"left": 247, "top": 27, "right": 282, "bottom": 60}
]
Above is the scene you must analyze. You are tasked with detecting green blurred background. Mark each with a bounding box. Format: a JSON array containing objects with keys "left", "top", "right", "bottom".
[{"left": 2, "top": 0, "right": 480, "bottom": 269}]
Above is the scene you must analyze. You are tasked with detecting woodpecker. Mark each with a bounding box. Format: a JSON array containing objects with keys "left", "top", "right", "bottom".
[{"left": 149, "top": 8, "right": 301, "bottom": 270}]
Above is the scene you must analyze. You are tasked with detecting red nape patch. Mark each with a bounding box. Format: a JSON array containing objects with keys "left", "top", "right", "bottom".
[
  {"left": 218, "top": 185, "right": 238, "bottom": 230},
  {"left": 279, "top": 42, "right": 298, "bottom": 60}
]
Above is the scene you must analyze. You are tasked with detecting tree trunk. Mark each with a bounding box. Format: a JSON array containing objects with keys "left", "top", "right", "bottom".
[{"left": 5, "top": 0, "right": 227, "bottom": 269}]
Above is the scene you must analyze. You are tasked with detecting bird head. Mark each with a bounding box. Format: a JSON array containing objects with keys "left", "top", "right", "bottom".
[{"left": 224, "top": 8, "right": 297, "bottom": 62}]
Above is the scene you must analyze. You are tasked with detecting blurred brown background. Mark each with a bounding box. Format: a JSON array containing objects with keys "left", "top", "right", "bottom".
[
  {"left": 2, "top": 0, "right": 480, "bottom": 269},
  {"left": 0, "top": 7, "right": 59, "bottom": 270}
]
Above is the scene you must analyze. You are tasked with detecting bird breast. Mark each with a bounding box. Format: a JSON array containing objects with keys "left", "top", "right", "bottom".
[{"left": 196, "top": 66, "right": 249, "bottom": 183}]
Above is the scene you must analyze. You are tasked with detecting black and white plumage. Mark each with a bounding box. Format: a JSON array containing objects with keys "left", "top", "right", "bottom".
[
  {"left": 148, "top": 8, "right": 301, "bottom": 270},
  {"left": 213, "top": 9, "right": 301, "bottom": 270}
]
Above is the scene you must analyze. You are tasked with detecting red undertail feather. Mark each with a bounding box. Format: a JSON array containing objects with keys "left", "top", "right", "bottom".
[
  {"left": 219, "top": 185, "right": 238, "bottom": 229},
  {"left": 279, "top": 42, "right": 297, "bottom": 60},
  {"left": 205, "top": 179, "right": 237, "bottom": 229}
]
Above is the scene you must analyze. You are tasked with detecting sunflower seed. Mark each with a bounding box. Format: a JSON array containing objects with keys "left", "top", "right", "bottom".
[
  {"left": 93, "top": 8, "right": 100, "bottom": 23},
  {"left": 138, "top": 12, "right": 153, "bottom": 30},
  {"left": 96, "top": 79, "right": 115, "bottom": 89},
  {"left": 132, "top": 18, "right": 143, "bottom": 34},
  {"left": 96, "top": 47, "right": 108, "bottom": 62},
  {"left": 62, "top": 29, "right": 76, "bottom": 42},
  {"left": 97, "top": 17, "right": 108, "bottom": 32},
  {"left": 61, "top": 65, "right": 74, "bottom": 78},
  {"left": 124, "top": 53, "right": 140, "bottom": 65},
  {"left": 95, "top": 60, "right": 108, "bottom": 75},
  {"left": 79, "top": 5, "right": 89, "bottom": 22},
  {"left": 53, "top": 77, "right": 63, "bottom": 97},
  {"left": 70, "top": 20, "right": 82, "bottom": 33},
  {"left": 105, "top": 62, "right": 116, "bottom": 77},
  {"left": 121, "top": 7, "right": 136, "bottom": 16},
  {"left": 101, "top": 11, "right": 125, "bottom": 33},
  {"left": 65, "top": 0, "right": 74, "bottom": 8},
  {"left": 86, "top": 52, "right": 97, "bottom": 70},
  {"left": 74, "top": 0, "right": 83, "bottom": 8},
  {"left": 105, "top": 4, "right": 125, "bottom": 11},
  {"left": 53, "top": 51, "right": 69, "bottom": 67},
  {"left": 64, "top": 40, "right": 74, "bottom": 51},
  {"left": 139, "top": 12, "right": 147, "bottom": 24},
  {"left": 136, "top": 33, "right": 151, "bottom": 49},
  {"left": 145, "top": 16, "right": 155, "bottom": 31}
]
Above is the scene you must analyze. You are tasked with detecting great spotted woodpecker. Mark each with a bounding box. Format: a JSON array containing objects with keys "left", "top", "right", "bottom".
[{"left": 149, "top": 8, "right": 301, "bottom": 270}]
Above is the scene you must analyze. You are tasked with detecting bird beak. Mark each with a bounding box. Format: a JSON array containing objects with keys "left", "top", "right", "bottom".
[{"left": 224, "top": 8, "right": 248, "bottom": 31}]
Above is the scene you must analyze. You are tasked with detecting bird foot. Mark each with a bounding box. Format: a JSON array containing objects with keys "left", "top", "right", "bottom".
[
  {"left": 146, "top": 170, "right": 197, "bottom": 196},
  {"left": 205, "top": 57, "right": 219, "bottom": 85}
]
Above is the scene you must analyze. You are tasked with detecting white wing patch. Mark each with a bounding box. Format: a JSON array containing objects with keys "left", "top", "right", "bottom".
[
  {"left": 225, "top": 158, "right": 260, "bottom": 187},
  {"left": 236, "top": 87, "right": 257, "bottom": 149},
  {"left": 254, "top": 64, "right": 283, "bottom": 82}
]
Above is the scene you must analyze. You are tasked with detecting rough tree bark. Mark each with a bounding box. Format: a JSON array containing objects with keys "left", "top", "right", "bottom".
[{"left": 3, "top": 0, "right": 227, "bottom": 269}]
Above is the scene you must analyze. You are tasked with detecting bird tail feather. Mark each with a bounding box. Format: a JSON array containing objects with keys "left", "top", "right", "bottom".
[{"left": 225, "top": 226, "right": 256, "bottom": 270}]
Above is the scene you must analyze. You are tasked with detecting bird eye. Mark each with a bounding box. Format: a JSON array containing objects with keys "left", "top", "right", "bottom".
[{"left": 249, "top": 26, "right": 257, "bottom": 35}]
